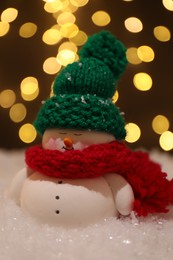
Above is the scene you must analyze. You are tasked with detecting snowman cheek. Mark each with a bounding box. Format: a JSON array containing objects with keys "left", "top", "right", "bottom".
[
  {"left": 43, "top": 138, "right": 64, "bottom": 151},
  {"left": 42, "top": 131, "right": 62, "bottom": 149}
]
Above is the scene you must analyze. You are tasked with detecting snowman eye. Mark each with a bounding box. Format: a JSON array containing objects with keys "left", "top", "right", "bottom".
[
  {"left": 74, "top": 133, "right": 82, "bottom": 136},
  {"left": 59, "top": 132, "right": 67, "bottom": 135}
]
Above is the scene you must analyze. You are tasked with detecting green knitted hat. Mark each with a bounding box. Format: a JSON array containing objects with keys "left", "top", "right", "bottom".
[{"left": 34, "top": 30, "right": 128, "bottom": 140}]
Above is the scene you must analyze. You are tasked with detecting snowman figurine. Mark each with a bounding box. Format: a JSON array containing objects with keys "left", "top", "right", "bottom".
[{"left": 7, "top": 31, "right": 172, "bottom": 227}]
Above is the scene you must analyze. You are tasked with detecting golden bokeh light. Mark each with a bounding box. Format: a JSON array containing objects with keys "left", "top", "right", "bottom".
[
  {"left": 92, "top": 11, "right": 111, "bottom": 26},
  {"left": 43, "top": 0, "right": 56, "bottom": 2},
  {"left": 162, "top": 0, "right": 173, "bottom": 11},
  {"left": 52, "top": 12, "right": 60, "bottom": 19},
  {"left": 58, "top": 41, "right": 77, "bottom": 53},
  {"left": 21, "top": 88, "right": 39, "bottom": 101},
  {"left": 43, "top": 57, "right": 61, "bottom": 74},
  {"left": 70, "top": 30, "right": 88, "bottom": 46},
  {"left": 42, "top": 28, "right": 62, "bottom": 45},
  {"left": 44, "top": 0, "right": 62, "bottom": 13},
  {"left": 153, "top": 26, "right": 171, "bottom": 42},
  {"left": 0, "top": 0, "right": 172, "bottom": 151},
  {"left": 60, "top": 0, "right": 69, "bottom": 9},
  {"left": 125, "top": 123, "right": 141, "bottom": 143},
  {"left": 137, "top": 45, "right": 155, "bottom": 62},
  {"left": 50, "top": 81, "right": 54, "bottom": 97},
  {"left": 74, "top": 53, "right": 79, "bottom": 61},
  {"left": 0, "top": 21, "right": 10, "bottom": 37},
  {"left": 51, "top": 24, "right": 60, "bottom": 30},
  {"left": 159, "top": 131, "right": 173, "bottom": 151},
  {"left": 0, "top": 89, "right": 16, "bottom": 108},
  {"left": 57, "top": 12, "right": 76, "bottom": 25},
  {"left": 62, "top": 2, "right": 78, "bottom": 13},
  {"left": 126, "top": 47, "right": 142, "bottom": 65},
  {"left": 9, "top": 103, "right": 27, "bottom": 123},
  {"left": 20, "top": 77, "right": 39, "bottom": 95},
  {"left": 133, "top": 72, "right": 152, "bottom": 91},
  {"left": 57, "top": 49, "right": 76, "bottom": 66},
  {"left": 19, "top": 123, "right": 37, "bottom": 143},
  {"left": 1, "top": 8, "right": 18, "bottom": 23},
  {"left": 124, "top": 17, "right": 143, "bottom": 33},
  {"left": 60, "top": 23, "right": 79, "bottom": 38},
  {"left": 112, "top": 91, "right": 119, "bottom": 103},
  {"left": 152, "top": 115, "right": 170, "bottom": 134},
  {"left": 19, "top": 22, "right": 37, "bottom": 38},
  {"left": 70, "top": 0, "right": 89, "bottom": 7}
]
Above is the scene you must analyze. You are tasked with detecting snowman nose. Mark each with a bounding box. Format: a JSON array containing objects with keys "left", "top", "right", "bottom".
[{"left": 63, "top": 137, "right": 73, "bottom": 150}]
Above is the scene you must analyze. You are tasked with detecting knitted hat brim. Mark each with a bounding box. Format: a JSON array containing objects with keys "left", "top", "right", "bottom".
[{"left": 34, "top": 94, "right": 126, "bottom": 140}]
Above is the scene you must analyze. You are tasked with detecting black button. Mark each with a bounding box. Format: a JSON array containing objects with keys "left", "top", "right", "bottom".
[
  {"left": 58, "top": 181, "right": 63, "bottom": 184},
  {"left": 55, "top": 195, "right": 60, "bottom": 200},
  {"left": 55, "top": 210, "right": 60, "bottom": 214}
]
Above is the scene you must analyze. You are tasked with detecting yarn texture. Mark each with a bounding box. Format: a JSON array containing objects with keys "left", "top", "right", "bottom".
[
  {"left": 79, "top": 30, "right": 128, "bottom": 83},
  {"left": 53, "top": 58, "right": 115, "bottom": 98},
  {"left": 34, "top": 94, "right": 126, "bottom": 140},
  {"left": 25, "top": 141, "right": 173, "bottom": 217},
  {"left": 34, "top": 30, "right": 127, "bottom": 139}
]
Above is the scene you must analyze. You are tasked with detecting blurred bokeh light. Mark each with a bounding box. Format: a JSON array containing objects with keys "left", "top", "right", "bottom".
[{"left": 0, "top": 0, "right": 173, "bottom": 153}]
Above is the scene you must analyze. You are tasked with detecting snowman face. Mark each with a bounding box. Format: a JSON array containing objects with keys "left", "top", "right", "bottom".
[{"left": 42, "top": 128, "right": 115, "bottom": 151}]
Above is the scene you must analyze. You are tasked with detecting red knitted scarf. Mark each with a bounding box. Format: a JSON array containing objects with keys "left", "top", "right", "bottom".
[{"left": 25, "top": 141, "right": 173, "bottom": 217}]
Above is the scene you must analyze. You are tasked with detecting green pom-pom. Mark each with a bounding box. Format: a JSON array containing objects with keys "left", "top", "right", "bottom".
[{"left": 79, "top": 30, "right": 128, "bottom": 82}]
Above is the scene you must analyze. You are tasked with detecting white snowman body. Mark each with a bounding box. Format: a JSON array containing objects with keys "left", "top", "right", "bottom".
[{"left": 8, "top": 129, "right": 134, "bottom": 227}]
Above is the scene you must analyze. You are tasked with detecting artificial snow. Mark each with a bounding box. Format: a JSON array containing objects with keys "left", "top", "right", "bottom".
[
  {"left": 1, "top": 148, "right": 173, "bottom": 260},
  {"left": 81, "top": 96, "right": 86, "bottom": 104}
]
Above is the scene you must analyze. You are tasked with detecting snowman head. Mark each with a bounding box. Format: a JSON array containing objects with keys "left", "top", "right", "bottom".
[{"left": 34, "top": 31, "right": 128, "bottom": 150}]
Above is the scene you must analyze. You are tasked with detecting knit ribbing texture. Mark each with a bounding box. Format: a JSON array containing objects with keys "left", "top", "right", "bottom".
[{"left": 34, "top": 94, "right": 126, "bottom": 139}]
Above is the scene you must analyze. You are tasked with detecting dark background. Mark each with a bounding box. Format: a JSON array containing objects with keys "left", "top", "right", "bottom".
[{"left": 0, "top": 0, "right": 173, "bottom": 152}]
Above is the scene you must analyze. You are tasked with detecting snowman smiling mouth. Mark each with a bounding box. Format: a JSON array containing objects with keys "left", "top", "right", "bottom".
[
  {"left": 62, "top": 137, "right": 74, "bottom": 151},
  {"left": 62, "top": 145, "right": 74, "bottom": 151}
]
